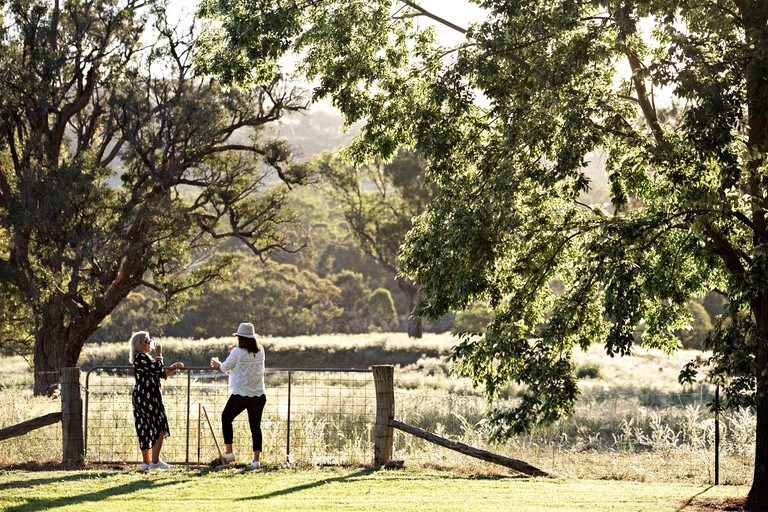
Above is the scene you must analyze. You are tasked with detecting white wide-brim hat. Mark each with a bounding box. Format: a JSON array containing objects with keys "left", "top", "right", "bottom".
[{"left": 233, "top": 322, "right": 257, "bottom": 338}]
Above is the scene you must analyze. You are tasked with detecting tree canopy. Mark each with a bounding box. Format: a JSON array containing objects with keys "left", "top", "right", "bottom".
[
  {"left": 0, "top": 0, "right": 306, "bottom": 395},
  {"left": 200, "top": 0, "right": 768, "bottom": 507}
]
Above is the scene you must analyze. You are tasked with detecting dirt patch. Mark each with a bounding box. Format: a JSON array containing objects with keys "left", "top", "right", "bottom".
[
  {"left": 683, "top": 497, "right": 747, "bottom": 511},
  {"left": 0, "top": 461, "right": 128, "bottom": 471}
]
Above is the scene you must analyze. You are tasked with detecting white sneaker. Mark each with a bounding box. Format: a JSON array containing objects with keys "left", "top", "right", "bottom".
[
  {"left": 149, "top": 460, "right": 171, "bottom": 470},
  {"left": 139, "top": 463, "right": 151, "bottom": 472},
  {"left": 249, "top": 460, "right": 260, "bottom": 470},
  {"left": 220, "top": 452, "right": 235, "bottom": 463}
]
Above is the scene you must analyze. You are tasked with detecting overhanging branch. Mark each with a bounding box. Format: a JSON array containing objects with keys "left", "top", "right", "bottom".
[{"left": 401, "top": 0, "right": 467, "bottom": 34}]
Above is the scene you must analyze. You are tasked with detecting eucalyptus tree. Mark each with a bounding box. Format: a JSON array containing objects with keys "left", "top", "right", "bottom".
[
  {"left": 200, "top": 0, "right": 768, "bottom": 506},
  {"left": 314, "top": 149, "right": 435, "bottom": 337},
  {"left": 0, "top": 0, "right": 306, "bottom": 395}
]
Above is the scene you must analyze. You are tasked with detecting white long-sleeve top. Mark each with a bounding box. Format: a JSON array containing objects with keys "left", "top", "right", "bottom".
[{"left": 219, "top": 347, "right": 266, "bottom": 397}]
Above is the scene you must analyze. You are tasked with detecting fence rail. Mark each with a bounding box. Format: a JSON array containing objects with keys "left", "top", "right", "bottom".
[{"left": 84, "top": 366, "right": 374, "bottom": 466}]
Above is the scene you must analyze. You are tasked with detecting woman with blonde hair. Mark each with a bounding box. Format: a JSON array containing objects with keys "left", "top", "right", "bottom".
[{"left": 129, "top": 331, "right": 184, "bottom": 471}]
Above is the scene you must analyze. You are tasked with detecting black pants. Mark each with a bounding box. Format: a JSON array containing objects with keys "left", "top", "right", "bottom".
[{"left": 221, "top": 393, "right": 267, "bottom": 451}]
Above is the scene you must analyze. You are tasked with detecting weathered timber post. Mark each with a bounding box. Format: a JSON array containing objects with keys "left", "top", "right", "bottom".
[
  {"left": 0, "top": 413, "right": 61, "bottom": 441},
  {"left": 60, "top": 367, "right": 84, "bottom": 465},
  {"left": 389, "top": 419, "right": 551, "bottom": 476},
  {"left": 372, "top": 365, "right": 394, "bottom": 465}
]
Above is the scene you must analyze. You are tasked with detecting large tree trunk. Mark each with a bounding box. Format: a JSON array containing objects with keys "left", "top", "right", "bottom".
[
  {"left": 397, "top": 278, "right": 423, "bottom": 339},
  {"left": 747, "top": 298, "right": 768, "bottom": 510},
  {"left": 406, "top": 315, "right": 423, "bottom": 339},
  {"left": 748, "top": 392, "right": 768, "bottom": 510},
  {"left": 33, "top": 333, "right": 74, "bottom": 397},
  {"left": 33, "top": 303, "right": 88, "bottom": 396},
  {"left": 745, "top": 5, "right": 768, "bottom": 508}
]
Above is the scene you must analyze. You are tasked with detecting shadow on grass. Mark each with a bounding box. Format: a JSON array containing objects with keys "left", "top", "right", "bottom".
[
  {"left": 0, "top": 472, "right": 106, "bottom": 493},
  {"left": 237, "top": 467, "right": 378, "bottom": 501},
  {"left": 4, "top": 478, "right": 176, "bottom": 512},
  {"left": 234, "top": 466, "right": 514, "bottom": 502},
  {"left": 676, "top": 486, "right": 713, "bottom": 511},
  {"left": 676, "top": 487, "right": 748, "bottom": 511}
]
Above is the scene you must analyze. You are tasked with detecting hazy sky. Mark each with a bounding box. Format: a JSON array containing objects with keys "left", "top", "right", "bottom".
[
  {"left": 166, "top": 0, "right": 487, "bottom": 47},
  {"left": 400, "top": 0, "right": 487, "bottom": 45},
  {"left": 163, "top": 0, "right": 488, "bottom": 139}
]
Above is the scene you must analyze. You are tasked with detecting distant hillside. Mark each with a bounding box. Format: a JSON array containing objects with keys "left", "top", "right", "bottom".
[
  {"left": 278, "top": 106, "right": 358, "bottom": 161},
  {"left": 103, "top": 100, "right": 611, "bottom": 202},
  {"left": 278, "top": 106, "right": 611, "bottom": 206}
]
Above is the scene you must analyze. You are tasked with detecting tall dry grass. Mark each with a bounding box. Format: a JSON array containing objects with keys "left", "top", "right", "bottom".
[
  {"left": 0, "top": 335, "right": 756, "bottom": 485},
  {"left": 0, "top": 358, "right": 61, "bottom": 465},
  {"left": 79, "top": 332, "right": 456, "bottom": 370}
]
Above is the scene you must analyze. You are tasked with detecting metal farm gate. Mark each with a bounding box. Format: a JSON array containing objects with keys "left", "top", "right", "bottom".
[{"left": 84, "top": 367, "right": 374, "bottom": 466}]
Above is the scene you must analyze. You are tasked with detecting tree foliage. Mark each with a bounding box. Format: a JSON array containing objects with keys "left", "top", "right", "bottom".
[
  {"left": 0, "top": 281, "right": 34, "bottom": 359},
  {"left": 201, "top": 0, "right": 768, "bottom": 505},
  {"left": 90, "top": 185, "right": 455, "bottom": 340},
  {"left": 87, "top": 289, "right": 165, "bottom": 344},
  {"left": 0, "top": 0, "right": 306, "bottom": 394},
  {"left": 675, "top": 301, "right": 714, "bottom": 351},
  {"left": 171, "top": 260, "right": 343, "bottom": 338},
  {"left": 330, "top": 270, "right": 374, "bottom": 333},
  {"left": 313, "top": 148, "right": 436, "bottom": 337}
]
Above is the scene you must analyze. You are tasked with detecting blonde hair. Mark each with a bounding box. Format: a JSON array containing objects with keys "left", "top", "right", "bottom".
[{"left": 128, "top": 331, "right": 150, "bottom": 363}]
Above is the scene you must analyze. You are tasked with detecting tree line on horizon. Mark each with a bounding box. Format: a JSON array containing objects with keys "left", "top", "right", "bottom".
[{"left": 88, "top": 151, "right": 727, "bottom": 350}]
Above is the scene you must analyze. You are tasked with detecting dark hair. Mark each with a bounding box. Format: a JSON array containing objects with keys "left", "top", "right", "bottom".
[{"left": 238, "top": 335, "right": 261, "bottom": 354}]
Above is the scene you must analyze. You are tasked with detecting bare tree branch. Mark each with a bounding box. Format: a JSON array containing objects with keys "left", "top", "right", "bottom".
[{"left": 401, "top": 0, "right": 467, "bottom": 34}]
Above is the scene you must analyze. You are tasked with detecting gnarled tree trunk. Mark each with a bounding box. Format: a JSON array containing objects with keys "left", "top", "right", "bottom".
[
  {"left": 398, "top": 278, "right": 423, "bottom": 339},
  {"left": 32, "top": 301, "right": 95, "bottom": 396},
  {"left": 747, "top": 297, "right": 768, "bottom": 510}
]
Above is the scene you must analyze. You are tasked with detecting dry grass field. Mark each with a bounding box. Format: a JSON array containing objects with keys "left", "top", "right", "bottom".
[{"left": 0, "top": 333, "right": 755, "bottom": 488}]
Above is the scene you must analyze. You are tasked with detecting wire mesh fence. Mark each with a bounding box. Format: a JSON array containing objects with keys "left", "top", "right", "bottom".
[
  {"left": 0, "top": 371, "right": 62, "bottom": 466},
  {"left": 393, "top": 373, "right": 756, "bottom": 484},
  {"left": 84, "top": 367, "right": 375, "bottom": 466}
]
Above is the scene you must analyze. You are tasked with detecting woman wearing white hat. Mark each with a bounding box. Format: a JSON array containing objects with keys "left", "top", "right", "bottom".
[{"left": 210, "top": 322, "right": 267, "bottom": 469}]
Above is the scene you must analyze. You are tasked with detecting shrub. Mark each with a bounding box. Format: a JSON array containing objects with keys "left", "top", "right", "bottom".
[
  {"left": 674, "top": 300, "right": 713, "bottom": 350},
  {"left": 365, "top": 288, "right": 398, "bottom": 332},
  {"left": 576, "top": 363, "right": 600, "bottom": 379},
  {"left": 453, "top": 301, "right": 492, "bottom": 332}
]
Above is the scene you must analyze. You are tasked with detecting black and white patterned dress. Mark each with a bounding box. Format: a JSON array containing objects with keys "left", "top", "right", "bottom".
[{"left": 132, "top": 352, "right": 170, "bottom": 450}]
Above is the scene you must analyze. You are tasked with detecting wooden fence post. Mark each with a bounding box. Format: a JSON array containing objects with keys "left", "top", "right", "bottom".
[
  {"left": 60, "top": 367, "right": 84, "bottom": 465},
  {"left": 372, "top": 365, "right": 394, "bottom": 466}
]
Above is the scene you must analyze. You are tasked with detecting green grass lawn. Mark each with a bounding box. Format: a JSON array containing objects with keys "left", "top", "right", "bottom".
[{"left": 0, "top": 466, "right": 748, "bottom": 512}]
